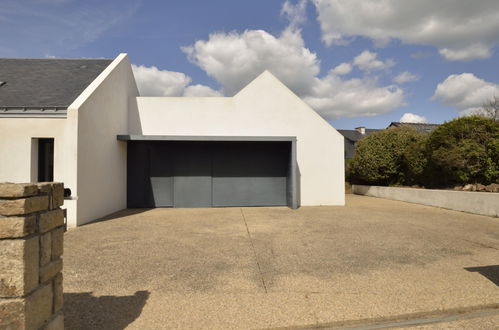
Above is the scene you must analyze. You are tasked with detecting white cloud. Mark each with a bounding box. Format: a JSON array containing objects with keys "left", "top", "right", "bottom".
[
  {"left": 313, "top": 0, "right": 499, "bottom": 61},
  {"left": 304, "top": 74, "right": 405, "bottom": 118},
  {"left": 182, "top": 27, "right": 405, "bottom": 119},
  {"left": 281, "top": 0, "right": 308, "bottom": 29},
  {"left": 331, "top": 62, "right": 352, "bottom": 75},
  {"left": 433, "top": 73, "right": 499, "bottom": 115},
  {"left": 184, "top": 84, "right": 222, "bottom": 97},
  {"left": 393, "top": 71, "right": 419, "bottom": 84},
  {"left": 438, "top": 43, "right": 491, "bottom": 61},
  {"left": 131, "top": 64, "right": 221, "bottom": 97},
  {"left": 132, "top": 64, "right": 191, "bottom": 96},
  {"left": 400, "top": 113, "right": 427, "bottom": 123},
  {"left": 353, "top": 50, "right": 394, "bottom": 72},
  {"left": 182, "top": 28, "right": 319, "bottom": 96}
]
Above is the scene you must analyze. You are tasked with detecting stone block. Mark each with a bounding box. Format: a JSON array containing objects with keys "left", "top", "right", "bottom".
[
  {"left": 0, "top": 215, "right": 36, "bottom": 239},
  {"left": 51, "top": 183, "right": 64, "bottom": 209},
  {"left": 40, "top": 232, "right": 52, "bottom": 266},
  {"left": 40, "top": 258, "right": 62, "bottom": 284},
  {"left": 36, "top": 183, "right": 53, "bottom": 194},
  {"left": 42, "top": 312, "right": 64, "bottom": 330},
  {"left": 0, "top": 297, "right": 25, "bottom": 329},
  {"left": 0, "top": 183, "right": 38, "bottom": 198},
  {"left": 0, "top": 237, "right": 39, "bottom": 297},
  {"left": 39, "top": 209, "right": 64, "bottom": 233},
  {"left": 51, "top": 227, "right": 64, "bottom": 258},
  {"left": 25, "top": 283, "right": 53, "bottom": 330},
  {"left": 52, "top": 272, "right": 63, "bottom": 313},
  {"left": 0, "top": 196, "right": 49, "bottom": 216},
  {"left": 0, "top": 283, "right": 53, "bottom": 330}
]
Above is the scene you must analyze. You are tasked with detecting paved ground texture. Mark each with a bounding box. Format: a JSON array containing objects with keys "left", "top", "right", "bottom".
[{"left": 63, "top": 195, "right": 499, "bottom": 329}]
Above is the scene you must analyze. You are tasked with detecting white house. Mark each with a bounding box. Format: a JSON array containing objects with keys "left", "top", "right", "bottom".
[{"left": 0, "top": 53, "right": 344, "bottom": 227}]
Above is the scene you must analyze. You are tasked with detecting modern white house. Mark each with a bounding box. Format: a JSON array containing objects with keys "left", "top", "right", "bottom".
[{"left": 0, "top": 53, "right": 345, "bottom": 227}]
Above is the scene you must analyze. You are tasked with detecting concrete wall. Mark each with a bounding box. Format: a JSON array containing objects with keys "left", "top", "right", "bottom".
[
  {"left": 131, "top": 71, "right": 345, "bottom": 206},
  {"left": 353, "top": 185, "right": 499, "bottom": 217},
  {"left": 0, "top": 116, "right": 78, "bottom": 225},
  {"left": 69, "top": 54, "right": 139, "bottom": 226}
]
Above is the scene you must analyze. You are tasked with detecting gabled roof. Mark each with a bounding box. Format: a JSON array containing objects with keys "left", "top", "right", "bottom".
[
  {"left": 388, "top": 122, "right": 440, "bottom": 134},
  {"left": 337, "top": 128, "right": 381, "bottom": 142},
  {"left": 0, "top": 58, "right": 112, "bottom": 111}
]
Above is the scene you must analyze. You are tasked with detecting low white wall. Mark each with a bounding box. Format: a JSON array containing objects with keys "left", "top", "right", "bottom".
[{"left": 353, "top": 185, "right": 499, "bottom": 217}]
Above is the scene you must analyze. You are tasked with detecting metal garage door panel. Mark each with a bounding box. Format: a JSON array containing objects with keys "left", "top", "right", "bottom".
[
  {"left": 149, "top": 144, "right": 173, "bottom": 207},
  {"left": 173, "top": 143, "right": 212, "bottom": 208},
  {"left": 212, "top": 142, "right": 288, "bottom": 207},
  {"left": 212, "top": 177, "right": 287, "bottom": 206}
]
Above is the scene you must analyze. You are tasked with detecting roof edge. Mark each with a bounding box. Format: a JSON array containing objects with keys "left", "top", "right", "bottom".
[{"left": 67, "top": 53, "right": 129, "bottom": 110}]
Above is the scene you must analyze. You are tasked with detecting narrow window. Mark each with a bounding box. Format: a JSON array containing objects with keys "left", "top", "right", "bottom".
[{"left": 37, "top": 138, "right": 54, "bottom": 182}]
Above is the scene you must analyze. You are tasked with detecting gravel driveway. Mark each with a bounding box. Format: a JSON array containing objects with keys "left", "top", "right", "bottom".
[{"left": 63, "top": 195, "right": 499, "bottom": 329}]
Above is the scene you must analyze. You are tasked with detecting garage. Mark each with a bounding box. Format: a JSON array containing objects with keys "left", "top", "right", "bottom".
[{"left": 121, "top": 136, "right": 297, "bottom": 209}]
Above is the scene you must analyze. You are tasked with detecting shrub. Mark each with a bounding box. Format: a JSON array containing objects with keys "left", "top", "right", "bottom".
[
  {"left": 347, "top": 126, "right": 427, "bottom": 186},
  {"left": 426, "top": 116, "right": 499, "bottom": 185}
]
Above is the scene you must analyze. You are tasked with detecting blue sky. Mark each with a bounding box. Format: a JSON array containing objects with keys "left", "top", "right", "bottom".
[{"left": 1, "top": 0, "right": 499, "bottom": 129}]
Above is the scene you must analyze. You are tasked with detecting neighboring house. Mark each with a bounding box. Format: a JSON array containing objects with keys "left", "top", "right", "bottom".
[
  {"left": 387, "top": 122, "right": 440, "bottom": 134},
  {"left": 0, "top": 54, "right": 345, "bottom": 227},
  {"left": 339, "top": 122, "right": 440, "bottom": 161},
  {"left": 337, "top": 127, "right": 381, "bottom": 160}
]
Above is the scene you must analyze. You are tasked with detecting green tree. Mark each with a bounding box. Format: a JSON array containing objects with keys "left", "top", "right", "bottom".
[
  {"left": 348, "top": 126, "right": 427, "bottom": 186},
  {"left": 426, "top": 116, "right": 499, "bottom": 185}
]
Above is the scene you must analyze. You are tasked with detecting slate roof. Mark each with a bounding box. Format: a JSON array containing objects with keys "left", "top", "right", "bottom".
[
  {"left": 0, "top": 58, "right": 112, "bottom": 109},
  {"left": 338, "top": 128, "right": 381, "bottom": 160},
  {"left": 337, "top": 129, "right": 381, "bottom": 143},
  {"left": 388, "top": 122, "right": 440, "bottom": 134}
]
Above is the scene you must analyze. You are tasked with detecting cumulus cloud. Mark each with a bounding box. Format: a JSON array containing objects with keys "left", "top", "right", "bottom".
[
  {"left": 182, "top": 28, "right": 319, "bottom": 96},
  {"left": 393, "top": 71, "right": 419, "bottom": 84},
  {"left": 182, "top": 27, "right": 405, "bottom": 119},
  {"left": 331, "top": 62, "right": 352, "bottom": 75},
  {"left": 400, "top": 113, "right": 427, "bottom": 123},
  {"left": 432, "top": 73, "right": 499, "bottom": 115},
  {"left": 353, "top": 50, "right": 395, "bottom": 72},
  {"left": 184, "top": 84, "right": 222, "bottom": 97},
  {"left": 131, "top": 64, "right": 221, "bottom": 97},
  {"left": 312, "top": 0, "right": 499, "bottom": 61},
  {"left": 438, "top": 43, "right": 492, "bottom": 61},
  {"left": 281, "top": 0, "right": 308, "bottom": 29},
  {"left": 304, "top": 74, "right": 405, "bottom": 118}
]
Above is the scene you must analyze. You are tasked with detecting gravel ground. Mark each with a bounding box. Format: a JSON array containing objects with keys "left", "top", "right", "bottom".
[{"left": 63, "top": 195, "right": 499, "bottom": 329}]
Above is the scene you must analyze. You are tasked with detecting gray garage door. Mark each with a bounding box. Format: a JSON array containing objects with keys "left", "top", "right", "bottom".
[{"left": 127, "top": 141, "right": 291, "bottom": 208}]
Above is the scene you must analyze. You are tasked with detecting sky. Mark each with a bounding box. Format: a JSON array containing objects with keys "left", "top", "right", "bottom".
[{"left": 1, "top": 0, "right": 499, "bottom": 129}]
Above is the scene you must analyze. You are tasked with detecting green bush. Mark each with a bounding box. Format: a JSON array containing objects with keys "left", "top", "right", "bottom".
[
  {"left": 347, "top": 126, "right": 427, "bottom": 186},
  {"left": 426, "top": 116, "right": 499, "bottom": 185}
]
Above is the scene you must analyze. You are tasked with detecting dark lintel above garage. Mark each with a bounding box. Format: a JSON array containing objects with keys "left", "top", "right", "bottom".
[{"left": 117, "top": 135, "right": 296, "bottom": 142}]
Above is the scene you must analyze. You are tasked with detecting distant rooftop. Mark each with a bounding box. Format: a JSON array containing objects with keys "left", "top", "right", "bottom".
[
  {"left": 337, "top": 127, "right": 381, "bottom": 142},
  {"left": 388, "top": 122, "right": 440, "bottom": 134},
  {"left": 0, "top": 58, "right": 112, "bottom": 111}
]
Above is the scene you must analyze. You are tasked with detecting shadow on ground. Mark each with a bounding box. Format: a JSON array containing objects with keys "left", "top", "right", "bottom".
[
  {"left": 465, "top": 265, "right": 499, "bottom": 286},
  {"left": 83, "top": 208, "right": 153, "bottom": 226},
  {"left": 64, "top": 291, "right": 150, "bottom": 330}
]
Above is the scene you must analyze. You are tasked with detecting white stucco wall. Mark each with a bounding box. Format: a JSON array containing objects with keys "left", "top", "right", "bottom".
[
  {"left": 0, "top": 116, "right": 79, "bottom": 222},
  {"left": 69, "top": 53, "right": 139, "bottom": 226},
  {"left": 132, "top": 71, "right": 345, "bottom": 206}
]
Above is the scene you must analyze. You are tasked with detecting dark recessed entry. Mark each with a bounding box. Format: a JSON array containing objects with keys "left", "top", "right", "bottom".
[
  {"left": 38, "top": 138, "right": 54, "bottom": 182},
  {"left": 126, "top": 140, "right": 296, "bottom": 208}
]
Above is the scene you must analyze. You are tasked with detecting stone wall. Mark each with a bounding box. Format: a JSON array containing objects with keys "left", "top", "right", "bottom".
[{"left": 0, "top": 182, "right": 64, "bottom": 330}]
